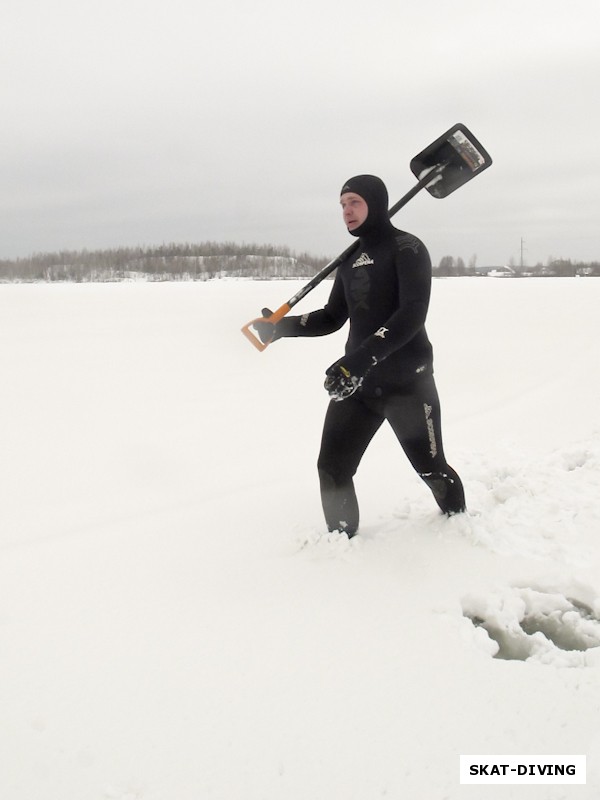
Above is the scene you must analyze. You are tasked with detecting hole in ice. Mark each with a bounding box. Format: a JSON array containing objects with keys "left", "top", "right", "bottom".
[{"left": 462, "top": 587, "right": 600, "bottom": 664}]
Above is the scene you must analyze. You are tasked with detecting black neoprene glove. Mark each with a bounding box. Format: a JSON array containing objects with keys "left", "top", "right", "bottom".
[
  {"left": 253, "top": 308, "right": 281, "bottom": 345},
  {"left": 324, "top": 347, "right": 375, "bottom": 401}
]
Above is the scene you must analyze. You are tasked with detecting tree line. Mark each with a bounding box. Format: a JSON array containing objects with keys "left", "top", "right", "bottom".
[
  {"left": 1, "top": 243, "right": 599, "bottom": 282},
  {"left": 0, "top": 242, "right": 330, "bottom": 283},
  {"left": 435, "top": 255, "right": 600, "bottom": 277}
]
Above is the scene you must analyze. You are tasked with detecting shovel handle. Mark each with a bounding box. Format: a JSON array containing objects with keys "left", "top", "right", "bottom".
[{"left": 240, "top": 302, "right": 291, "bottom": 352}]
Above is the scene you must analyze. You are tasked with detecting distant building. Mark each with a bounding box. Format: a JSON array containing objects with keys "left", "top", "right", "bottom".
[
  {"left": 487, "top": 266, "right": 516, "bottom": 278},
  {"left": 473, "top": 265, "right": 516, "bottom": 277}
]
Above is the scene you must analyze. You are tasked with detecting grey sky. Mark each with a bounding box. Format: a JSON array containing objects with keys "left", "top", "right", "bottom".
[{"left": 3, "top": 0, "right": 599, "bottom": 267}]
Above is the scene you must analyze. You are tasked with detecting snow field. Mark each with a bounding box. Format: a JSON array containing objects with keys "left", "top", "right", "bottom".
[{"left": 1, "top": 277, "right": 600, "bottom": 799}]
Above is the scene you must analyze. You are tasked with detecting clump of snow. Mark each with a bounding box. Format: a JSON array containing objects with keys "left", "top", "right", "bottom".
[
  {"left": 463, "top": 585, "right": 600, "bottom": 666},
  {"left": 1, "top": 278, "right": 600, "bottom": 799}
]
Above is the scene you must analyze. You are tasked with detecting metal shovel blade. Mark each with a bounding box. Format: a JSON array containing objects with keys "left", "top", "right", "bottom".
[{"left": 409, "top": 123, "right": 492, "bottom": 198}]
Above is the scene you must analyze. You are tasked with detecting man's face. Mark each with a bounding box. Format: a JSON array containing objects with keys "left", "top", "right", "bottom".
[{"left": 340, "top": 192, "right": 368, "bottom": 233}]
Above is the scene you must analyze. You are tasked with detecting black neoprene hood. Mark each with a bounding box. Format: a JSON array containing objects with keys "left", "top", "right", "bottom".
[{"left": 340, "top": 174, "right": 392, "bottom": 240}]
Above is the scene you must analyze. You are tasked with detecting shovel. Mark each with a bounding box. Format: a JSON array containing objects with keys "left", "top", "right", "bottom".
[{"left": 242, "top": 123, "right": 492, "bottom": 351}]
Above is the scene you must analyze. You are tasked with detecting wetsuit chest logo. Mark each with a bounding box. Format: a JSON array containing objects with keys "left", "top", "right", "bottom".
[{"left": 352, "top": 252, "right": 374, "bottom": 269}]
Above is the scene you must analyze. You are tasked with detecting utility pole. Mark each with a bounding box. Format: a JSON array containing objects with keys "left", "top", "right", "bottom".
[{"left": 520, "top": 237, "right": 526, "bottom": 270}]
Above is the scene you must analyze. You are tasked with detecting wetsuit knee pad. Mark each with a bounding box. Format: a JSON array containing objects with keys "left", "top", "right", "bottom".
[
  {"left": 317, "top": 461, "right": 354, "bottom": 487},
  {"left": 318, "top": 467, "right": 336, "bottom": 492},
  {"left": 419, "top": 471, "right": 449, "bottom": 499},
  {"left": 419, "top": 470, "right": 466, "bottom": 514}
]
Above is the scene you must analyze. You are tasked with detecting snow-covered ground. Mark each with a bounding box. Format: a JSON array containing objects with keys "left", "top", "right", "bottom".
[{"left": 1, "top": 277, "right": 599, "bottom": 799}]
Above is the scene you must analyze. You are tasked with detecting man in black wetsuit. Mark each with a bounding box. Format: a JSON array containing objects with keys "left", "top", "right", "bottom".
[{"left": 255, "top": 174, "right": 465, "bottom": 537}]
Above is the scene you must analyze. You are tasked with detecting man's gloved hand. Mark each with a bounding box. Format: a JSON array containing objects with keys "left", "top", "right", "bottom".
[
  {"left": 324, "top": 347, "right": 375, "bottom": 401},
  {"left": 253, "top": 308, "right": 280, "bottom": 345}
]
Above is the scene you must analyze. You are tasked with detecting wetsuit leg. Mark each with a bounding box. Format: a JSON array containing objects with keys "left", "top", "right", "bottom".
[
  {"left": 317, "top": 396, "right": 384, "bottom": 535},
  {"left": 382, "top": 375, "right": 466, "bottom": 514}
]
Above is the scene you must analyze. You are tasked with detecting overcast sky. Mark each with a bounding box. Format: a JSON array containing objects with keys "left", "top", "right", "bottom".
[{"left": 2, "top": 0, "right": 599, "bottom": 267}]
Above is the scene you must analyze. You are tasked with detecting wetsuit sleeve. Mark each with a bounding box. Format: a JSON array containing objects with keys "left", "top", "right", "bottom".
[
  {"left": 276, "top": 270, "right": 348, "bottom": 338},
  {"left": 358, "top": 234, "right": 431, "bottom": 362}
]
